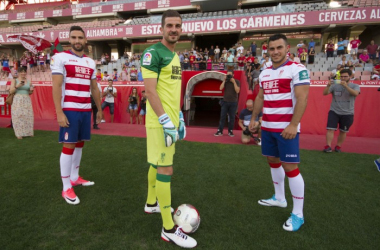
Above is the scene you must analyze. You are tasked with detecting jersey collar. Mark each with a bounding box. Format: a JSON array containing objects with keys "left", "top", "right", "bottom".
[{"left": 272, "top": 59, "right": 290, "bottom": 70}]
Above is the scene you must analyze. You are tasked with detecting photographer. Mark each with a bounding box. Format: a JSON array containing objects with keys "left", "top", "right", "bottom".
[
  {"left": 101, "top": 79, "right": 117, "bottom": 123},
  {"left": 323, "top": 69, "right": 360, "bottom": 153},
  {"left": 239, "top": 99, "right": 262, "bottom": 145},
  {"left": 214, "top": 70, "right": 240, "bottom": 137}
]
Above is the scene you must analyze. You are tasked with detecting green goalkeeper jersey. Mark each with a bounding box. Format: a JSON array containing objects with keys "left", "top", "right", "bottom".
[{"left": 141, "top": 42, "right": 182, "bottom": 128}]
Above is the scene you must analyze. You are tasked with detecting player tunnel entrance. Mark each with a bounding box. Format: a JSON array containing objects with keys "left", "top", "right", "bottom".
[{"left": 183, "top": 71, "right": 226, "bottom": 127}]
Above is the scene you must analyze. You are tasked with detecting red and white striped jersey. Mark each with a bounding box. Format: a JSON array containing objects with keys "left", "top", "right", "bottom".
[
  {"left": 259, "top": 60, "right": 310, "bottom": 133},
  {"left": 51, "top": 51, "right": 96, "bottom": 112}
]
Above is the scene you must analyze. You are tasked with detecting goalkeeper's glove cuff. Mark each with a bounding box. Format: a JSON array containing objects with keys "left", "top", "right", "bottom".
[{"left": 159, "top": 113, "right": 175, "bottom": 128}]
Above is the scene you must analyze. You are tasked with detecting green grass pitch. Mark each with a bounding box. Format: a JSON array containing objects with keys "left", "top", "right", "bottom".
[{"left": 0, "top": 128, "right": 379, "bottom": 249}]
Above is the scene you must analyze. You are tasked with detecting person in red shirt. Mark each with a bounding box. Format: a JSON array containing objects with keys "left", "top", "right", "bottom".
[
  {"left": 326, "top": 40, "right": 335, "bottom": 58},
  {"left": 372, "top": 63, "right": 380, "bottom": 80},
  {"left": 237, "top": 54, "right": 246, "bottom": 70},
  {"left": 261, "top": 41, "right": 267, "bottom": 56},
  {"left": 366, "top": 40, "right": 378, "bottom": 62},
  {"left": 350, "top": 36, "right": 361, "bottom": 55},
  {"left": 189, "top": 52, "right": 196, "bottom": 70}
]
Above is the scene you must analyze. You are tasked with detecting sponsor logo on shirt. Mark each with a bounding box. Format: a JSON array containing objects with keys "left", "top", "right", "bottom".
[
  {"left": 143, "top": 52, "right": 152, "bottom": 65},
  {"left": 299, "top": 70, "right": 309, "bottom": 81},
  {"left": 69, "top": 59, "right": 78, "bottom": 62}
]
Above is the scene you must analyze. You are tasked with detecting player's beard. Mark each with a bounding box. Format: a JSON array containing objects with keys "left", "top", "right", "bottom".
[
  {"left": 71, "top": 43, "right": 84, "bottom": 52},
  {"left": 271, "top": 54, "right": 287, "bottom": 64},
  {"left": 164, "top": 31, "right": 179, "bottom": 44}
]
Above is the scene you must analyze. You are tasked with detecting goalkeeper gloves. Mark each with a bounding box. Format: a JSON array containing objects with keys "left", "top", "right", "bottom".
[
  {"left": 158, "top": 113, "right": 179, "bottom": 147},
  {"left": 178, "top": 111, "right": 186, "bottom": 140}
]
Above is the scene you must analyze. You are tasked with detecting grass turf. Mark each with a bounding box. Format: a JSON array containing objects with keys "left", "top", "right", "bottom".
[{"left": 0, "top": 128, "right": 379, "bottom": 250}]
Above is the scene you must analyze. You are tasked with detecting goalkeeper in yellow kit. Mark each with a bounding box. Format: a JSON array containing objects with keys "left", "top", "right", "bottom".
[{"left": 140, "top": 9, "right": 197, "bottom": 249}]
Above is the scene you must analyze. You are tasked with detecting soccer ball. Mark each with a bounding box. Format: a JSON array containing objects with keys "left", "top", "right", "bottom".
[{"left": 173, "top": 204, "right": 200, "bottom": 234}]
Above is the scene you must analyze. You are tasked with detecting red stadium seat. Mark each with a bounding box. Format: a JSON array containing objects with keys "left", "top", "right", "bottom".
[
  {"left": 360, "top": 75, "right": 371, "bottom": 80},
  {"left": 362, "top": 71, "right": 371, "bottom": 75}
]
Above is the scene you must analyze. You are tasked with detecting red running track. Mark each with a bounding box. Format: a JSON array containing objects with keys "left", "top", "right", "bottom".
[{"left": 1, "top": 118, "right": 379, "bottom": 155}]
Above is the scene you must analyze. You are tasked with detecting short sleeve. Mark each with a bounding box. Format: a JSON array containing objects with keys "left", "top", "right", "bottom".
[
  {"left": 239, "top": 110, "right": 245, "bottom": 120},
  {"left": 91, "top": 64, "right": 96, "bottom": 80},
  {"left": 51, "top": 54, "right": 64, "bottom": 75},
  {"left": 352, "top": 84, "right": 360, "bottom": 93},
  {"left": 113, "top": 87, "right": 117, "bottom": 93},
  {"left": 141, "top": 49, "right": 159, "bottom": 79},
  {"left": 329, "top": 84, "right": 335, "bottom": 93},
  {"left": 235, "top": 79, "right": 240, "bottom": 87},
  {"left": 292, "top": 65, "right": 310, "bottom": 86},
  {"left": 103, "top": 87, "right": 107, "bottom": 93}
]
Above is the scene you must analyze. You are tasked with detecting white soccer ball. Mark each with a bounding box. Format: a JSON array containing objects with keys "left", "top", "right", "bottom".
[{"left": 173, "top": 204, "right": 200, "bottom": 234}]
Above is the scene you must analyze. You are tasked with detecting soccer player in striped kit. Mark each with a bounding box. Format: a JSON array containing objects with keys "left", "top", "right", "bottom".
[
  {"left": 249, "top": 34, "right": 310, "bottom": 231},
  {"left": 52, "top": 26, "right": 103, "bottom": 205}
]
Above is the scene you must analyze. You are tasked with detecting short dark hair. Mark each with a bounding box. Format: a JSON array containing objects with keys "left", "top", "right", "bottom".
[
  {"left": 340, "top": 69, "right": 352, "bottom": 76},
  {"left": 108, "top": 79, "right": 113, "bottom": 82},
  {"left": 104, "top": 71, "right": 108, "bottom": 74},
  {"left": 142, "top": 90, "right": 145, "bottom": 93},
  {"left": 70, "top": 26, "right": 85, "bottom": 36},
  {"left": 17, "top": 67, "right": 27, "bottom": 73},
  {"left": 268, "top": 33, "right": 288, "bottom": 45},
  {"left": 161, "top": 9, "right": 182, "bottom": 28},
  {"left": 114, "top": 68, "right": 117, "bottom": 71}
]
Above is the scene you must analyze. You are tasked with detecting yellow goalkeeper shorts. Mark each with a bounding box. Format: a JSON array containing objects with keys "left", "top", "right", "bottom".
[{"left": 146, "top": 127, "right": 175, "bottom": 167}]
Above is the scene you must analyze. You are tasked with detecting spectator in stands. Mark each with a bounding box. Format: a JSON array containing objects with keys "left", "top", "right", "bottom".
[
  {"left": 1, "top": 55, "right": 11, "bottom": 79},
  {"left": 105, "top": 53, "right": 110, "bottom": 64},
  {"left": 112, "top": 68, "right": 118, "bottom": 81},
  {"left": 189, "top": 52, "right": 195, "bottom": 70},
  {"left": 183, "top": 54, "right": 190, "bottom": 71},
  {"left": 261, "top": 54, "right": 272, "bottom": 71},
  {"left": 183, "top": 49, "right": 189, "bottom": 57},
  {"left": 371, "top": 63, "right": 380, "bottom": 80},
  {"left": 102, "top": 71, "right": 111, "bottom": 81},
  {"left": 120, "top": 65, "right": 129, "bottom": 81},
  {"left": 250, "top": 41, "right": 257, "bottom": 57},
  {"left": 239, "top": 99, "right": 262, "bottom": 145},
  {"left": 343, "top": 37, "right": 349, "bottom": 54},
  {"left": 209, "top": 45, "right": 215, "bottom": 62},
  {"left": 326, "top": 39, "right": 335, "bottom": 58},
  {"left": 229, "top": 45, "right": 236, "bottom": 56},
  {"left": 366, "top": 40, "right": 378, "bottom": 63},
  {"left": 237, "top": 53, "right": 245, "bottom": 70},
  {"left": 300, "top": 49, "right": 308, "bottom": 66},
  {"left": 179, "top": 52, "right": 184, "bottom": 70},
  {"left": 237, "top": 42, "right": 244, "bottom": 56},
  {"left": 9, "top": 67, "right": 34, "bottom": 139},
  {"left": 248, "top": 63, "right": 261, "bottom": 90},
  {"left": 101, "top": 79, "right": 117, "bottom": 123},
  {"left": 337, "top": 38, "right": 345, "bottom": 57},
  {"left": 214, "top": 69, "right": 240, "bottom": 137},
  {"left": 350, "top": 36, "right": 361, "bottom": 55},
  {"left": 323, "top": 69, "right": 360, "bottom": 153},
  {"left": 138, "top": 68, "right": 143, "bottom": 81},
  {"left": 330, "top": 64, "right": 343, "bottom": 80},
  {"left": 20, "top": 54, "right": 27, "bottom": 72},
  {"left": 46, "top": 51, "right": 51, "bottom": 70},
  {"left": 138, "top": 90, "right": 147, "bottom": 125},
  {"left": 308, "top": 47, "right": 315, "bottom": 64},
  {"left": 226, "top": 51, "right": 235, "bottom": 71},
  {"left": 206, "top": 57, "right": 212, "bottom": 71},
  {"left": 101, "top": 54, "right": 107, "bottom": 65},
  {"left": 359, "top": 50, "right": 370, "bottom": 64},
  {"left": 289, "top": 53, "right": 300, "bottom": 63},
  {"left": 111, "top": 55, "right": 116, "bottom": 63},
  {"left": 130, "top": 65, "right": 138, "bottom": 81},
  {"left": 214, "top": 45, "right": 220, "bottom": 62},
  {"left": 96, "top": 69, "right": 103, "bottom": 81},
  {"left": 33, "top": 54, "right": 38, "bottom": 72},
  {"left": 349, "top": 54, "right": 361, "bottom": 67},
  {"left": 339, "top": 56, "right": 351, "bottom": 68},
  {"left": 261, "top": 41, "right": 268, "bottom": 57},
  {"left": 297, "top": 40, "right": 304, "bottom": 48},
  {"left": 349, "top": 65, "right": 356, "bottom": 80},
  {"left": 308, "top": 39, "right": 315, "bottom": 52},
  {"left": 128, "top": 87, "right": 139, "bottom": 124},
  {"left": 123, "top": 51, "right": 129, "bottom": 59},
  {"left": 28, "top": 54, "right": 35, "bottom": 74}
]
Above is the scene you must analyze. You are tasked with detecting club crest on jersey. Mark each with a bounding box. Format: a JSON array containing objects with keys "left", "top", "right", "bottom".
[
  {"left": 51, "top": 57, "right": 54, "bottom": 66},
  {"left": 64, "top": 132, "right": 69, "bottom": 140},
  {"left": 143, "top": 52, "right": 152, "bottom": 65},
  {"left": 279, "top": 69, "right": 284, "bottom": 77},
  {"left": 299, "top": 70, "right": 309, "bottom": 80}
]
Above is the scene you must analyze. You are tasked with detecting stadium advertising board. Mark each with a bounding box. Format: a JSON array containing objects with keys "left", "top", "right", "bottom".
[
  {"left": 1, "top": 7, "right": 380, "bottom": 43},
  {"left": 6, "top": 0, "right": 191, "bottom": 20}
]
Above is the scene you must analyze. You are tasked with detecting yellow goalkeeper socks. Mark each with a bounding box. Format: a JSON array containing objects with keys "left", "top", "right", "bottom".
[
  {"left": 156, "top": 173, "right": 175, "bottom": 230},
  {"left": 146, "top": 165, "right": 157, "bottom": 205}
]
